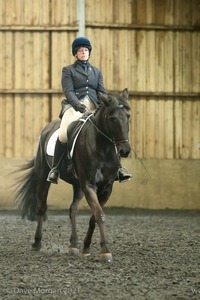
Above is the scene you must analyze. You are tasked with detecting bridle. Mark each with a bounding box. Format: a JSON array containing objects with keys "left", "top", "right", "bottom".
[{"left": 87, "top": 113, "right": 129, "bottom": 154}]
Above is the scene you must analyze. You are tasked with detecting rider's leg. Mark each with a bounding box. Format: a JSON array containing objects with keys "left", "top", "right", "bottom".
[
  {"left": 47, "top": 138, "right": 67, "bottom": 184},
  {"left": 47, "top": 98, "right": 95, "bottom": 184},
  {"left": 81, "top": 96, "right": 96, "bottom": 113},
  {"left": 47, "top": 108, "right": 81, "bottom": 184}
]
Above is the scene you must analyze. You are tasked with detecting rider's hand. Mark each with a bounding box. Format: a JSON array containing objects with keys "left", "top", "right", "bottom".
[{"left": 76, "top": 103, "right": 87, "bottom": 113}]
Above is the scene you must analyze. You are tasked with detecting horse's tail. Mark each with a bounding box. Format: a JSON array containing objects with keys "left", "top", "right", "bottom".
[{"left": 14, "top": 159, "right": 39, "bottom": 221}]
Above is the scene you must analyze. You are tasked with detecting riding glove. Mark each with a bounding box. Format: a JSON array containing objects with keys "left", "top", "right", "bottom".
[{"left": 76, "top": 103, "right": 87, "bottom": 113}]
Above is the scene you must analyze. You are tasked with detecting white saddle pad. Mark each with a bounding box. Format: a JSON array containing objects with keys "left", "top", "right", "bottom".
[{"left": 46, "top": 128, "right": 60, "bottom": 156}]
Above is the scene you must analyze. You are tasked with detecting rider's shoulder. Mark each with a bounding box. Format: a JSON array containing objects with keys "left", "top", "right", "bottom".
[{"left": 62, "top": 64, "right": 74, "bottom": 74}]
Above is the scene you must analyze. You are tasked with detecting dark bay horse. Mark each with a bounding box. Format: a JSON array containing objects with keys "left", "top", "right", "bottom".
[{"left": 15, "top": 88, "right": 131, "bottom": 262}]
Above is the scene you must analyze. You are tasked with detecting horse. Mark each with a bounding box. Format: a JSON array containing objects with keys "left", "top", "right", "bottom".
[{"left": 14, "top": 88, "right": 131, "bottom": 263}]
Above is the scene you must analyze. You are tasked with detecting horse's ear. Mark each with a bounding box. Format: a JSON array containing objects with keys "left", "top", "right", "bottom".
[
  {"left": 98, "top": 92, "right": 109, "bottom": 106},
  {"left": 121, "top": 88, "right": 129, "bottom": 101}
]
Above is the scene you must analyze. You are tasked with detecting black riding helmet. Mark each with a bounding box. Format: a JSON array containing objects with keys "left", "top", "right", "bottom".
[{"left": 72, "top": 37, "right": 92, "bottom": 56}]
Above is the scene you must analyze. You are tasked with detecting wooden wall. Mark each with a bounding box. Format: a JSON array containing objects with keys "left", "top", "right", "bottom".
[{"left": 0, "top": 0, "right": 200, "bottom": 159}]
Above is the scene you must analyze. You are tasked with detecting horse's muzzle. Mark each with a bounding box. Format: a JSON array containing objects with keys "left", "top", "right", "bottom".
[{"left": 117, "top": 141, "right": 131, "bottom": 158}]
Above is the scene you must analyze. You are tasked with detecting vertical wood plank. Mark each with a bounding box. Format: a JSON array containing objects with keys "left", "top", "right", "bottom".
[
  {"left": 5, "top": 95, "right": 14, "bottom": 157},
  {"left": 14, "top": 95, "right": 24, "bottom": 157},
  {"left": 129, "top": 31, "right": 137, "bottom": 91},
  {"left": 136, "top": 30, "right": 146, "bottom": 91},
  {"left": 155, "top": 0, "right": 165, "bottom": 24},
  {"left": 0, "top": 96, "right": 5, "bottom": 156},
  {"left": 173, "top": 0, "right": 182, "bottom": 25},
  {"left": 164, "top": 32, "right": 173, "bottom": 92},
  {"left": 165, "top": 99, "right": 174, "bottom": 158},
  {"left": 191, "top": 100, "right": 200, "bottom": 159},
  {"left": 130, "top": 97, "right": 138, "bottom": 158},
  {"left": 192, "top": 32, "right": 200, "bottom": 93},
  {"left": 14, "top": 32, "right": 24, "bottom": 89},
  {"left": 5, "top": 32, "right": 13, "bottom": 89},
  {"left": 42, "top": 0, "right": 50, "bottom": 25},
  {"left": 0, "top": 32, "right": 4, "bottom": 89},
  {"left": 155, "top": 31, "right": 165, "bottom": 92},
  {"left": 174, "top": 32, "right": 183, "bottom": 93},
  {"left": 182, "top": 99, "right": 192, "bottom": 158},
  {"left": 164, "top": 30, "right": 174, "bottom": 157},
  {"left": 174, "top": 99, "right": 183, "bottom": 158},
  {"left": 156, "top": 99, "right": 165, "bottom": 158},
  {"left": 164, "top": 0, "right": 174, "bottom": 25},
  {"left": 191, "top": 0, "right": 200, "bottom": 26},
  {"left": 146, "top": 0, "right": 155, "bottom": 24},
  {"left": 146, "top": 98, "right": 156, "bottom": 157},
  {"left": 181, "top": 0, "right": 192, "bottom": 26},
  {"left": 0, "top": 0, "right": 4, "bottom": 24},
  {"left": 137, "top": 97, "right": 147, "bottom": 158},
  {"left": 137, "top": 0, "right": 146, "bottom": 24},
  {"left": 24, "top": 0, "right": 33, "bottom": 25},
  {"left": 23, "top": 32, "right": 34, "bottom": 157},
  {"left": 146, "top": 31, "right": 155, "bottom": 92},
  {"left": 182, "top": 32, "right": 192, "bottom": 92}
]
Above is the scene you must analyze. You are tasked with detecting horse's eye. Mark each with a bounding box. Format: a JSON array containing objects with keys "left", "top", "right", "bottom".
[{"left": 110, "top": 117, "right": 117, "bottom": 122}]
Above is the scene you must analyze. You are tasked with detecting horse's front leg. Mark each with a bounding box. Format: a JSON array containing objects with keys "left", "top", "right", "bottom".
[
  {"left": 68, "top": 184, "right": 84, "bottom": 256},
  {"left": 81, "top": 214, "right": 96, "bottom": 256},
  {"left": 84, "top": 186, "right": 112, "bottom": 263}
]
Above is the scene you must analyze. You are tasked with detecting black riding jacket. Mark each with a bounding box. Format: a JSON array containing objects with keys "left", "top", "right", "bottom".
[{"left": 61, "top": 60, "right": 107, "bottom": 110}]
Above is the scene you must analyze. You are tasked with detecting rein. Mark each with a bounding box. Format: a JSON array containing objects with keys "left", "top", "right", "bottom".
[{"left": 88, "top": 115, "right": 128, "bottom": 153}]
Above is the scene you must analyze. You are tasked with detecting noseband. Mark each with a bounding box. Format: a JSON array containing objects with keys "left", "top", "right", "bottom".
[{"left": 114, "top": 139, "right": 129, "bottom": 145}]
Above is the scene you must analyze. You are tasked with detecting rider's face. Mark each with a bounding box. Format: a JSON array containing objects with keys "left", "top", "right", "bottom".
[{"left": 76, "top": 47, "right": 89, "bottom": 61}]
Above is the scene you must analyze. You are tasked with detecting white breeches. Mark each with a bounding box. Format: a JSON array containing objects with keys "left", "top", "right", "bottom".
[{"left": 59, "top": 96, "right": 96, "bottom": 143}]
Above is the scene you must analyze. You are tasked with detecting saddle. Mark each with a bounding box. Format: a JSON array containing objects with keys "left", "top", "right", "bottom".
[
  {"left": 46, "top": 112, "right": 92, "bottom": 158},
  {"left": 59, "top": 99, "right": 71, "bottom": 119},
  {"left": 67, "top": 112, "right": 92, "bottom": 157}
]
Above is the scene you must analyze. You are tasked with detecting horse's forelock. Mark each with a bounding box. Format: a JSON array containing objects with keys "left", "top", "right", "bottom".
[
  {"left": 94, "top": 92, "right": 130, "bottom": 116},
  {"left": 109, "top": 93, "right": 130, "bottom": 111}
]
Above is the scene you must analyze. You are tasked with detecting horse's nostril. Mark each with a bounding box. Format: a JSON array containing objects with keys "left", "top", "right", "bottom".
[{"left": 120, "top": 149, "right": 130, "bottom": 158}]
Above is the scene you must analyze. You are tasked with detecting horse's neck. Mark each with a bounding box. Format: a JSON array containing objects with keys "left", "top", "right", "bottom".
[
  {"left": 91, "top": 109, "right": 114, "bottom": 149},
  {"left": 89, "top": 109, "right": 118, "bottom": 163},
  {"left": 92, "top": 107, "right": 106, "bottom": 131}
]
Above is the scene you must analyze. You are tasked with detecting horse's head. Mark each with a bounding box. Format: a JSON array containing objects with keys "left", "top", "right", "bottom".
[{"left": 98, "top": 88, "right": 131, "bottom": 158}]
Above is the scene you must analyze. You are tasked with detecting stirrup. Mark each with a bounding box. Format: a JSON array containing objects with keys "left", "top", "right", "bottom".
[{"left": 47, "top": 168, "right": 60, "bottom": 184}]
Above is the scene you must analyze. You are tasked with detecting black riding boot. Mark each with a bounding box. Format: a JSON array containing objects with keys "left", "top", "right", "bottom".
[
  {"left": 117, "top": 167, "right": 132, "bottom": 183},
  {"left": 47, "top": 139, "right": 67, "bottom": 184}
]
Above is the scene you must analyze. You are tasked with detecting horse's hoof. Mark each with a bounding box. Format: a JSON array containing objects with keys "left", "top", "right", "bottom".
[
  {"left": 32, "top": 242, "right": 41, "bottom": 251},
  {"left": 80, "top": 251, "right": 91, "bottom": 257},
  {"left": 100, "top": 252, "right": 113, "bottom": 263},
  {"left": 68, "top": 247, "right": 80, "bottom": 256}
]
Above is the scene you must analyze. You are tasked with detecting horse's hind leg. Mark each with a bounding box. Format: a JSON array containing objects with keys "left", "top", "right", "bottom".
[
  {"left": 68, "top": 184, "right": 84, "bottom": 256},
  {"left": 32, "top": 180, "right": 50, "bottom": 250}
]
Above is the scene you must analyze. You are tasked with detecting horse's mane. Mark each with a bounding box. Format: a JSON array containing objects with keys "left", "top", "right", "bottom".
[
  {"left": 94, "top": 102, "right": 103, "bottom": 116},
  {"left": 94, "top": 92, "right": 130, "bottom": 116}
]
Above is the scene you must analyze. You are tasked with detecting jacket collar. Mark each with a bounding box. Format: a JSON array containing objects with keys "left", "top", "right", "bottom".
[{"left": 73, "top": 60, "right": 91, "bottom": 76}]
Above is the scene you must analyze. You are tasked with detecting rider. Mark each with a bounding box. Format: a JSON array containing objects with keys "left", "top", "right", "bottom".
[{"left": 47, "top": 37, "right": 132, "bottom": 184}]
